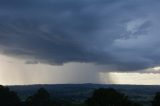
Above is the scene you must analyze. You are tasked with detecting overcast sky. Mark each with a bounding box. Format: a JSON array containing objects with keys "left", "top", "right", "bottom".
[{"left": 0, "top": 0, "right": 160, "bottom": 85}]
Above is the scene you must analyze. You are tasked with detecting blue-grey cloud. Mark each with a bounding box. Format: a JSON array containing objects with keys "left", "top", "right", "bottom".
[{"left": 0, "top": 0, "right": 160, "bottom": 71}]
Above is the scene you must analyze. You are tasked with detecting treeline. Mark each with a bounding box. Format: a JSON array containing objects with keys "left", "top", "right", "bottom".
[{"left": 0, "top": 85, "right": 160, "bottom": 106}]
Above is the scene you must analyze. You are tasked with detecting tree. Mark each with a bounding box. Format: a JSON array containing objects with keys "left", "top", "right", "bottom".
[
  {"left": 0, "top": 85, "right": 21, "bottom": 106},
  {"left": 152, "top": 92, "right": 160, "bottom": 106},
  {"left": 85, "top": 88, "right": 142, "bottom": 106},
  {"left": 25, "top": 87, "right": 52, "bottom": 106}
]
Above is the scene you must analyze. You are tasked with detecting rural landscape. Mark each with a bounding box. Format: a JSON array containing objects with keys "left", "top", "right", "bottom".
[{"left": 0, "top": 84, "right": 160, "bottom": 106}]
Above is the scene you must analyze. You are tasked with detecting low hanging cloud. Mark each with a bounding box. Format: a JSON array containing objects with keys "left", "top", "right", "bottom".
[{"left": 0, "top": 0, "right": 160, "bottom": 71}]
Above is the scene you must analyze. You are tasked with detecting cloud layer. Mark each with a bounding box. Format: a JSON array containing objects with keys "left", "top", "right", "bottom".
[{"left": 0, "top": 0, "right": 160, "bottom": 71}]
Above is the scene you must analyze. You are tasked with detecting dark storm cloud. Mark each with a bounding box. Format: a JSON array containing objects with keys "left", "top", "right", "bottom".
[{"left": 0, "top": 0, "right": 160, "bottom": 71}]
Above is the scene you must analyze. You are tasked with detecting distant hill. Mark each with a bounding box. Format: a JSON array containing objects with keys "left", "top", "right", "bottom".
[{"left": 7, "top": 84, "right": 160, "bottom": 106}]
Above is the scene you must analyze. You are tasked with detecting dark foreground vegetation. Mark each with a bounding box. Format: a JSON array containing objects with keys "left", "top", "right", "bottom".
[{"left": 0, "top": 85, "right": 160, "bottom": 106}]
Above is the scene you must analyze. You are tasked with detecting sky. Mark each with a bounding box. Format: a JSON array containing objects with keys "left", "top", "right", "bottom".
[{"left": 0, "top": 0, "right": 160, "bottom": 85}]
